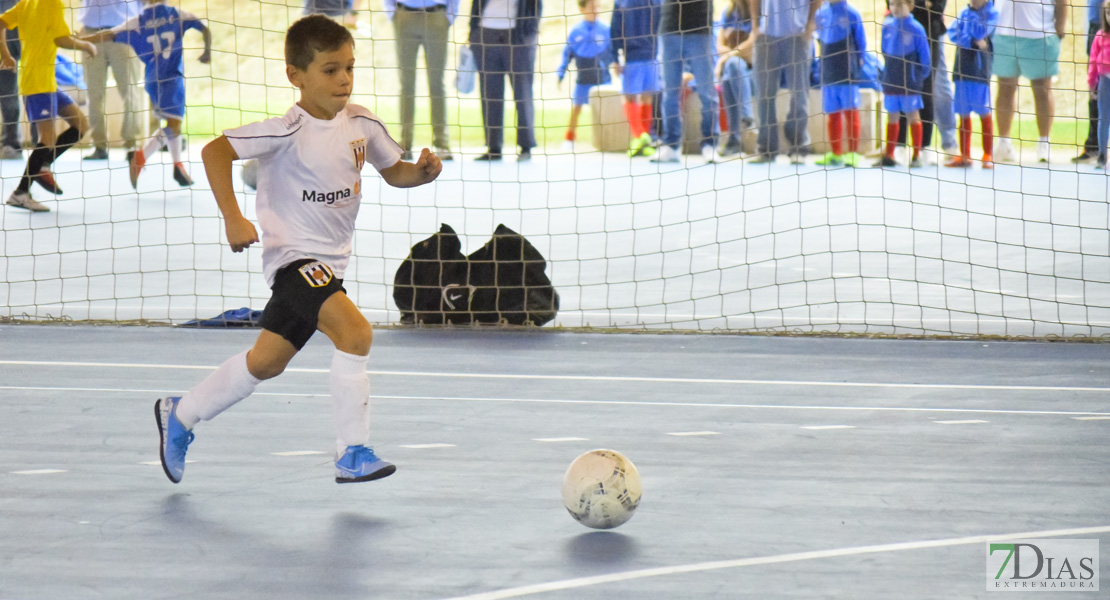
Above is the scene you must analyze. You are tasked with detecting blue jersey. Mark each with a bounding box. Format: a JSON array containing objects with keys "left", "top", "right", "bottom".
[
  {"left": 610, "top": 0, "right": 660, "bottom": 64},
  {"left": 815, "top": 1, "right": 866, "bottom": 85},
  {"left": 948, "top": 2, "right": 998, "bottom": 83},
  {"left": 558, "top": 20, "right": 613, "bottom": 86},
  {"left": 113, "top": 4, "right": 204, "bottom": 86},
  {"left": 880, "top": 14, "right": 930, "bottom": 95}
]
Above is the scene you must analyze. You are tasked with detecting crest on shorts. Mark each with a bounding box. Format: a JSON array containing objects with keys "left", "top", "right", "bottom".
[
  {"left": 350, "top": 138, "right": 366, "bottom": 171},
  {"left": 298, "top": 261, "right": 334, "bottom": 288}
]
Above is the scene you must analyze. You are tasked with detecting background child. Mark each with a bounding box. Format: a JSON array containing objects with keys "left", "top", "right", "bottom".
[
  {"left": 87, "top": 0, "right": 211, "bottom": 189},
  {"left": 1090, "top": 0, "right": 1110, "bottom": 169},
  {"left": 610, "top": 0, "right": 660, "bottom": 157},
  {"left": 0, "top": 0, "right": 96, "bottom": 212},
  {"left": 814, "top": 0, "right": 867, "bottom": 167},
  {"left": 556, "top": 0, "right": 612, "bottom": 151},
  {"left": 715, "top": 0, "right": 753, "bottom": 158},
  {"left": 155, "top": 15, "right": 442, "bottom": 485},
  {"left": 946, "top": 0, "right": 998, "bottom": 168},
  {"left": 876, "top": 0, "right": 931, "bottom": 168}
]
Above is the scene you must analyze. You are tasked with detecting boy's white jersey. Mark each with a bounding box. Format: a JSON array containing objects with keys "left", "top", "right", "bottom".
[{"left": 224, "top": 103, "right": 402, "bottom": 287}]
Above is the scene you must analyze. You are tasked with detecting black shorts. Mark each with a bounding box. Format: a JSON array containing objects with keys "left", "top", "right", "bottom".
[{"left": 258, "top": 258, "right": 346, "bottom": 350}]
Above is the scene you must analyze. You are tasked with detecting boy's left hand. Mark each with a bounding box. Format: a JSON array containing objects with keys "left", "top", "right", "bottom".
[{"left": 415, "top": 148, "right": 443, "bottom": 182}]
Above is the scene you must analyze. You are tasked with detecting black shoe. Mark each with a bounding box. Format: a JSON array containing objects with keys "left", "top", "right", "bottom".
[
  {"left": 173, "top": 163, "right": 194, "bottom": 186},
  {"left": 84, "top": 147, "right": 108, "bottom": 160},
  {"left": 401, "top": 150, "right": 413, "bottom": 161},
  {"left": 518, "top": 149, "right": 532, "bottom": 162},
  {"left": 873, "top": 155, "right": 898, "bottom": 168},
  {"left": 125, "top": 150, "right": 136, "bottom": 164},
  {"left": 1072, "top": 150, "right": 1097, "bottom": 163},
  {"left": 475, "top": 151, "right": 502, "bottom": 161},
  {"left": 1096, "top": 154, "right": 1107, "bottom": 170}
]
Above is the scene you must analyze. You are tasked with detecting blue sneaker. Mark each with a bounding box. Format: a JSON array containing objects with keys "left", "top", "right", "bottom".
[
  {"left": 335, "top": 445, "right": 396, "bottom": 484},
  {"left": 155, "top": 397, "right": 194, "bottom": 484}
]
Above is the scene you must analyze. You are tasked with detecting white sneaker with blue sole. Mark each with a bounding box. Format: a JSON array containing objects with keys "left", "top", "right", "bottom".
[
  {"left": 335, "top": 445, "right": 396, "bottom": 484},
  {"left": 155, "top": 397, "right": 194, "bottom": 484}
]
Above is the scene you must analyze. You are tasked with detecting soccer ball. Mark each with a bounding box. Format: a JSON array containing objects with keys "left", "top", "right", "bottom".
[
  {"left": 561, "top": 449, "right": 642, "bottom": 529},
  {"left": 241, "top": 159, "right": 258, "bottom": 190}
]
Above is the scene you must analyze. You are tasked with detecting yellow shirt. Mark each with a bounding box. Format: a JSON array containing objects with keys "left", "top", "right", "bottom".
[{"left": 1, "top": 0, "right": 70, "bottom": 96}]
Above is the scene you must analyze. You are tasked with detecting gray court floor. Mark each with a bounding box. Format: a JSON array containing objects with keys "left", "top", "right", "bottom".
[{"left": 1, "top": 325, "right": 1108, "bottom": 598}]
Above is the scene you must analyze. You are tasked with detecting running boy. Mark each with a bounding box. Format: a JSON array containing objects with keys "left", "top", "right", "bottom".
[
  {"left": 0, "top": 0, "right": 97, "bottom": 212},
  {"left": 556, "top": 0, "right": 612, "bottom": 151},
  {"left": 155, "top": 15, "right": 442, "bottom": 485},
  {"left": 814, "top": 0, "right": 867, "bottom": 167},
  {"left": 610, "top": 0, "right": 661, "bottom": 157},
  {"left": 946, "top": 0, "right": 998, "bottom": 168},
  {"left": 85, "top": 0, "right": 212, "bottom": 189},
  {"left": 876, "top": 0, "right": 931, "bottom": 168},
  {"left": 1089, "top": 0, "right": 1110, "bottom": 169}
]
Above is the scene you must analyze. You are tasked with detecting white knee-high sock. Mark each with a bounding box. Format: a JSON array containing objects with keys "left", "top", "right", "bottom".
[
  {"left": 331, "top": 349, "right": 370, "bottom": 454},
  {"left": 142, "top": 128, "right": 168, "bottom": 160},
  {"left": 166, "top": 128, "right": 182, "bottom": 163},
  {"left": 174, "top": 351, "right": 261, "bottom": 429}
]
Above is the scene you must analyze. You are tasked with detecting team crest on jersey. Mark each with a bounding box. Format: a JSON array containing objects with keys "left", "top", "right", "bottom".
[
  {"left": 298, "top": 261, "right": 334, "bottom": 288},
  {"left": 350, "top": 138, "right": 366, "bottom": 171}
]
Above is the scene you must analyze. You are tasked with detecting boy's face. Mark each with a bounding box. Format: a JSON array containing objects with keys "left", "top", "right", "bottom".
[
  {"left": 287, "top": 42, "right": 355, "bottom": 119},
  {"left": 890, "top": 1, "right": 912, "bottom": 17},
  {"left": 580, "top": 0, "right": 598, "bottom": 20}
]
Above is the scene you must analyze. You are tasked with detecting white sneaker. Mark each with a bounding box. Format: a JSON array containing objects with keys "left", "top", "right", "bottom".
[
  {"left": 651, "top": 145, "right": 680, "bottom": 163},
  {"left": 995, "top": 139, "right": 1018, "bottom": 163},
  {"left": 560, "top": 140, "right": 575, "bottom": 153},
  {"left": 701, "top": 144, "right": 718, "bottom": 163},
  {"left": 1036, "top": 140, "right": 1050, "bottom": 163},
  {"left": 919, "top": 148, "right": 938, "bottom": 166},
  {"left": 6, "top": 189, "right": 48, "bottom": 212}
]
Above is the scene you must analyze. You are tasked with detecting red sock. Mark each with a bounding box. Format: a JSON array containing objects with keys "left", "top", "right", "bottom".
[
  {"left": 960, "top": 116, "right": 972, "bottom": 158},
  {"left": 624, "top": 102, "right": 642, "bottom": 137},
  {"left": 639, "top": 103, "right": 653, "bottom": 137},
  {"left": 566, "top": 129, "right": 576, "bottom": 141},
  {"left": 827, "top": 111, "right": 844, "bottom": 156},
  {"left": 980, "top": 113, "right": 994, "bottom": 157},
  {"left": 910, "top": 121, "right": 923, "bottom": 160},
  {"left": 886, "top": 121, "right": 900, "bottom": 158},
  {"left": 846, "top": 109, "right": 860, "bottom": 153}
]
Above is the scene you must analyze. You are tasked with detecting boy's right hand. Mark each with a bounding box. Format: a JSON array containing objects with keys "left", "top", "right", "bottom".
[
  {"left": 0, "top": 54, "right": 14, "bottom": 70},
  {"left": 225, "top": 216, "right": 259, "bottom": 253}
]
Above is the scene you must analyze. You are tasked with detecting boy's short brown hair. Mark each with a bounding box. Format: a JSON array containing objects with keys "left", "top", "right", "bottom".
[
  {"left": 576, "top": 0, "right": 591, "bottom": 7},
  {"left": 285, "top": 14, "right": 354, "bottom": 71}
]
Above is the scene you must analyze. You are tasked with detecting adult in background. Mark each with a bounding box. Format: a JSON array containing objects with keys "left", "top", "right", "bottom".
[
  {"left": 469, "top": 0, "right": 542, "bottom": 161},
  {"left": 1074, "top": 0, "right": 1104, "bottom": 163},
  {"left": 0, "top": 0, "right": 20, "bottom": 158},
  {"left": 81, "top": 0, "right": 141, "bottom": 161},
  {"left": 991, "top": 0, "right": 1066, "bottom": 163},
  {"left": 305, "top": 0, "right": 363, "bottom": 27},
  {"left": 386, "top": 0, "right": 457, "bottom": 161},
  {"left": 748, "top": 0, "right": 821, "bottom": 163},
  {"left": 653, "top": 0, "right": 719, "bottom": 163}
]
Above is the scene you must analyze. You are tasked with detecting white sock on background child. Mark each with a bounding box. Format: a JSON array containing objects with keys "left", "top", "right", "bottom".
[
  {"left": 167, "top": 128, "right": 183, "bottom": 163},
  {"left": 174, "top": 350, "right": 261, "bottom": 428},
  {"left": 142, "top": 128, "right": 168, "bottom": 159},
  {"left": 330, "top": 349, "right": 371, "bottom": 455}
]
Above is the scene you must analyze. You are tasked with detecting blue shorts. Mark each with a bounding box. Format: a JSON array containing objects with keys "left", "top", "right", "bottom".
[
  {"left": 622, "top": 60, "right": 660, "bottom": 95},
  {"left": 953, "top": 81, "right": 991, "bottom": 116},
  {"left": 884, "top": 93, "right": 924, "bottom": 114},
  {"left": 822, "top": 84, "right": 861, "bottom": 113},
  {"left": 23, "top": 91, "right": 75, "bottom": 122},
  {"left": 573, "top": 83, "right": 595, "bottom": 106},
  {"left": 146, "top": 77, "right": 186, "bottom": 120}
]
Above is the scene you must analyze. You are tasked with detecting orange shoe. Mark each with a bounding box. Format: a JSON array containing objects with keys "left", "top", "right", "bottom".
[
  {"left": 945, "top": 156, "right": 972, "bottom": 168},
  {"left": 981, "top": 154, "right": 994, "bottom": 170},
  {"left": 172, "top": 162, "right": 194, "bottom": 187},
  {"left": 34, "top": 167, "right": 63, "bottom": 194},
  {"left": 129, "top": 149, "right": 145, "bottom": 189}
]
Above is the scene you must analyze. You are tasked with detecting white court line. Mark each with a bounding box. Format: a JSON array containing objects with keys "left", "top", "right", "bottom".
[
  {"left": 1, "top": 360, "right": 1108, "bottom": 393},
  {"left": 801, "top": 425, "right": 856, "bottom": 430},
  {"left": 400, "top": 443, "right": 456, "bottom": 449},
  {"left": 10, "top": 469, "right": 66, "bottom": 475},
  {"left": 533, "top": 437, "right": 589, "bottom": 442},
  {"left": 665, "top": 431, "right": 721, "bottom": 436},
  {"left": 1073, "top": 416, "right": 1110, "bottom": 421},
  {"left": 2, "top": 385, "right": 1109, "bottom": 419},
  {"left": 442, "top": 525, "right": 1110, "bottom": 600},
  {"left": 935, "top": 419, "right": 990, "bottom": 425},
  {"left": 270, "top": 451, "right": 327, "bottom": 457}
]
